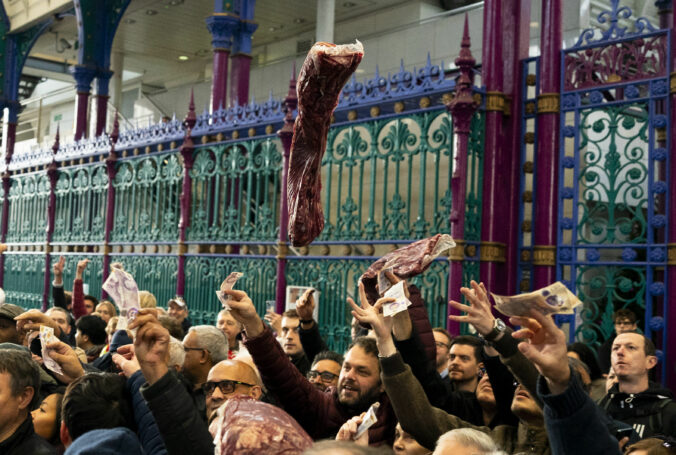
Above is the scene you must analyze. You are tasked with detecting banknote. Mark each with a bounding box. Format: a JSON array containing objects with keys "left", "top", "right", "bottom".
[
  {"left": 216, "top": 272, "right": 243, "bottom": 309},
  {"left": 102, "top": 265, "right": 140, "bottom": 329},
  {"left": 492, "top": 282, "right": 582, "bottom": 317},
  {"left": 377, "top": 267, "right": 394, "bottom": 295},
  {"left": 382, "top": 281, "right": 411, "bottom": 317},
  {"left": 40, "top": 325, "right": 63, "bottom": 375},
  {"left": 355, "top": 402, "right": 380, "bottom": 439}
]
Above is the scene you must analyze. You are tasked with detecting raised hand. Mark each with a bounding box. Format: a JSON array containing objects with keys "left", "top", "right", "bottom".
[
  {"left": 128, "top": 309, "right": 170, "bottom": 385},
  {"left": 295, "top": 288, "right": 315, "bottom": 322},
  {"left": 448, "top": 280, "right": 495, "bottom": 336},
  {"left": 45, "top": 340, "right": 85, "bottom": 384},
  {"left": 75, "top": 258, "right": 89, "bottom": 280},
  {"left": 112, "top": 344, "right": 141, "bottom": 378},
  {"left": 264, "top": 310, "right": 282, "bottom": 334},
  {"left": 348, "top": 281, "right": 392, "bottom": 339},
  {"left": 222, "top": 289, "right": 265, "bottom": 337},
  {"left": 335, "top": 413, "right": 369, "bottom": 446},
  {"left": 510, "top": 310, "right": 570, "bottom": 394},
  {"left": 53, "top": 255, "right": 65, "bottom": 285}
]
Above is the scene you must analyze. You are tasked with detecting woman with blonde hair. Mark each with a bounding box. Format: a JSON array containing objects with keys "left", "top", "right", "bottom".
[{"left": 95, "top": 300, "right": 117, "bottom": 324}]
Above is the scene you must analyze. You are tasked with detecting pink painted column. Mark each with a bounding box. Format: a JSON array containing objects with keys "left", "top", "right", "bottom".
[
  {"left": 665, "top": 0, "right": 676, "bottom": 392},
  {"left": 275, "top": 69, "right": 297, "bottom": 313},
  {"left": 101, "top": 114, "right": 120, "bottom": 299},
  {"left": 95, "top": 71, "right": 112, "bottom": 137},
  {"left": 70, "top": 65, "right": 97, "bottom": 141},
  {"left": 532, "top": 0, "right": 562, "bottom": 288},
  {"left": 176, "top": 92, "right": 197, "bottom": 297},
  {"left": 206, "top": 15, "right": 239, "bottom": 111},
  {"left": 229, "top": 20, "right": 258, "bottom": 105},
  {"left": 447, "top": 15, "right": 478, "bottom": 334},
  {"left": 43, "top": 129, "right": 60, "bottom": 311},
  {"left": 503, "top": 0, "right": 531, "bottom": 295},
  {"left": 479, "top": 0, "right": 506, "bottom": 294}
]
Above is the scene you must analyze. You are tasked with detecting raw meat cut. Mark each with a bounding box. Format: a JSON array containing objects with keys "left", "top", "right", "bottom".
[
  {"left": 287, "top": 41, "right": 364, "bottom": 247},
  {"left": 360, "top": 234, "right": 455, "bottom": 304},
  {"left": 210, "top": 396, "right": 312, "bottom": 455}
]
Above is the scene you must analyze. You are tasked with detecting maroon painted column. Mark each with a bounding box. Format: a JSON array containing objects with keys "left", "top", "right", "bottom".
[
  {"left": 70, "top": 65, "right": 97, "bottom": 141},
  {"left": 447, "top": 15, "right": 478, "bottom": 334},
  {"left": 0, "top": 107, "right": 18, "bottom": 288},
  {"left": 532, "top": 0, "right": 562, "bottom": 288},
  {"left": 95, "top": 71, "right": 112, "bottom": 137},
  {"left": 665, "top": 1, "right": 676, "bottom": 392},
  {"left": 101, "top": 114, "right": 120, "bottom": 298},
  {"left": 479, "top": 0, "right": 507, "bottom": 294},
  {"left": 229, "top": 21, "right": 258, "bottom": 105},
  {"left": 206, "top": 14, "right": 239, "bottom": 111},
  {"left": 176, "top": 92, "right": 197, "bottom": 297},
  {"left": 43, "top": 130, "right": 60, "bottom": 311},
  {"left": 502, "top": 0, "right": 531, "bottom": 295},
  {"left": 275, "top": 69, "right": 297, "bottom": 313}
]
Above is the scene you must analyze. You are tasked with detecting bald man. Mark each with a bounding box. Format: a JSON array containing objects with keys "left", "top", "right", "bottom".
[{"left": 204, "top": 359, "right": 263, "bottom": 421}]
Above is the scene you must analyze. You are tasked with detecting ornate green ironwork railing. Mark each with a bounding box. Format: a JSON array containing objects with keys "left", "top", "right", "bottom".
[
  {"left": 4, "top": 253, "right": 44, "bottom": 309},
  {"left": 111, "top": 153, "right": 183, "bottom": 243},
  {"left": 49, "top": 253, "right": 104, "bottom": 299},
  {"left": 53, "top": 165, "right": 108, "bottom": 243},
  {"left": 184, "top": 256, "right": 276, "bottom": 324},
  {"left": 187, "top": 137, "right": 282, "bottom": 242},
  {"left": 6, "top": 173, "right": 49, "bottom": 243}
]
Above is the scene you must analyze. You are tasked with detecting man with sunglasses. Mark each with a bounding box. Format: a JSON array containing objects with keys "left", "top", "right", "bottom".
[
  {"left": 307, "top": 350, "right": 343, "bottom": 392},
  {"left": 204, "top": 359, "right": 262, "bottom": 422}
]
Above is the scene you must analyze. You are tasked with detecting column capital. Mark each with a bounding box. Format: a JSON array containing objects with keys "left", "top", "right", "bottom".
[
  {"left": 96, "top": 69, "right": 114, "bottom": 96},
  {"left": 69, "top": 65, "right": 97, "bottom": 92},
  {"left": 232, "top": 20, "right": 258, "bottom": 55},
  {"left": 206, "top": 14, "right": 240, "bottom": 50}
]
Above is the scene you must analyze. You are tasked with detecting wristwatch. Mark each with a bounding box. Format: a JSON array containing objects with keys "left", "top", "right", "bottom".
[{"left": 481, "top": 318, "right": 506, "bottom": 343}]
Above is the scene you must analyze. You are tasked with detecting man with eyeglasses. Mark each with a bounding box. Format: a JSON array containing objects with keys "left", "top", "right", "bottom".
[
  {"left": 432, "top": 328, "right": 453, "bottom": 385},
  {"left": 307, "top": 350, "right": 343, "bottom": 392},
  {"left": 204, "top": 359, "right": 262, "bottom": 422},
  {"left": 597, "top": 309, "right": 638, "bottom": 374}
]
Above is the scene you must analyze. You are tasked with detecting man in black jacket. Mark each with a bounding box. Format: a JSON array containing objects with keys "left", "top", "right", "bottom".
[
  {"left": 598, "top": 332, "right": 676, "bottom": 438},
  {"left": 0, "top": 350, "right": 56, "bottom": 455}
]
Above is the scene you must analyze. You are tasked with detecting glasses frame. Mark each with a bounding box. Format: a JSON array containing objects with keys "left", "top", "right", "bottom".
[
  {"left": 307, "top": 370, "right": 339, "bottom": 382},
  {"left": 202, "top": 379, "right": 255, "bottom": 396}
]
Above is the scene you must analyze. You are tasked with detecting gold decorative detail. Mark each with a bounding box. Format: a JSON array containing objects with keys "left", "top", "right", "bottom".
[
  {"left": 45, "top": 243, "right": 52, "bottom": 254},
  {"left": 210, "top": 244, "right": 218, "bottom": 254},
  {"left": 330, "top": 115, "right": 335, "bottom": 124},
  {"left": 89, "top": 156, "right": 94, "bottom": 163},
  {"left": 537, "top": 93, "right": 560, "bottom": 113},
  {"left": 370, "top": 106, "right": 380, "bottom": 118},
  {"left": 258, "top": 245, "right": 268, "bottom": 255},
  {"left": 265, "top": 125, "right": 273, "bottom": 135},
  {"left": 103, "top": 244, "right": 111, "bottom": 255},
  {"left": 520, "top": 249, "right": 531, "bottom": 262},
  {"left": 232, "top": 130, "right": 240, "bottom": 139},
  {"left": 522, "top": 190, "right": 533, "bottom": 203},
  {"left": 520, "top": 279, "right": 531, "bottom": 292},
  {"left": 532, "top": 245, "right": 556, "bottom": 266},
  {"left": 170, "top": 141, "right": 176, "bottom": 149},
  {"left": 526, "top": 74, "right": 536, "bottom": 86},
  {"left": 216, "top": 132, "right": 224, "bottom": 142},
  {"left": 523, "top": 161, "right": 534, "bottom": 173},
  {"left": 465, "top": 244, "right": 477, "bottom": 258},
  {"left": 668, "top": 244, "right": 676, "bottom": 265},
  {"left": 522, "top": 220, "right": 532, "bottom": 233},
  {"left": 178, "top": 243, "right": 187, "bottom": 256},
  {"left": 348, "top": 110, "right": 358, "bottom": 121},
  {"left": 479, "top": 241, "right": 506, "bottom": 262},
  {"left": 145, "top": 146, "right": 151, "bottom": 153},
  {"left": 419, "top": 97, "right": 431, "bottom": 109},
  {"left": 157, "top": 143, "right": 164, "bottom": 151},
  {"left": 671, "top": 72, "right": 676, "bottom": 94},
  {"left": 657, "top": 127, "right": 666, "bottom": 142},
  {"left": 363, "top": 244, "right": 375, "bottom": 256},
  {"left": 524, "top": 132, "right": 535, "bottom": 144},
  {"left": 342, "top": 245, "right": 352, "bottom": 256},
  {"left": 300, "top": 246, "right": 309, "bottom": 256},
  {"left": 277, "top": 242, "right": 288, "bottom": 259},
  {"left": 225, "top": 244, "right": 234, "bottom": 254},
  {"left": 502, "top": 95, "right": 512, "bottom": 116},
  {"left": 319, "top": 245, "right": 330, "bottom": 256},
  {"left": 485, "top": 91, "right": 505, "bottom": 112},
  {"left": 79, "top": 158, "right": 84, "bottom": 165},
  {"left": 393, "top": 102, "right": 404, "bottom": 113},
  {"left": 472, "top": 93, "right": 482, "bottom": 105},
  {"left": 449, "top": 239, "right": 465, "bottom": 260},
  {"left": 248, "top": 127, "right": 256, "bottom": 137},
  {"left": 201, "top": 135, "right": 208, "bottom": 144},
  {"left": 607, "top": 73, "right": 621, "bottom": 83},
  {"left": 442, "top": 93, "right": 454, "bottom": 105},
  {"left": 525, "top": 101, "right": 535, "bottom": 114}
]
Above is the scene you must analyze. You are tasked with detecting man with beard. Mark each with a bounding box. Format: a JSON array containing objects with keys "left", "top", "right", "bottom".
[
  {"left": 307, "top": 350, "right": 343, "bottom": 392},
  {"left": 221, "top": 287, "right": 399, "bottom": 446}
]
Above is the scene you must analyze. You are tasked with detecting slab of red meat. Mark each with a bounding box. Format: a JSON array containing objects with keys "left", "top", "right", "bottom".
[
  {"left": 210, "top": 396, "right": 312, "bottom": 455},
  {"left": 360, "top": 234, "right": 456, "bottom": 304},
  {"left": 287, "top": 41, "right": 364, "bottom": 247}
]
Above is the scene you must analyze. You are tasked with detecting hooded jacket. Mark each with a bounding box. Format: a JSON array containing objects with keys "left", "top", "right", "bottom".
[{"left": 598, "top": 382, "right": 676, "bottom": 439}]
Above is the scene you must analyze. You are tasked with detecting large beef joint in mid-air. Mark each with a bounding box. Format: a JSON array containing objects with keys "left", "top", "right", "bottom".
[{"left": 287, "top": 41, "right": 364, "bottom": 247}]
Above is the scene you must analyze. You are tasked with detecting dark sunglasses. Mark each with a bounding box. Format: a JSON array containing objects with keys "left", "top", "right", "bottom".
[
  {"left": 202, "top": 380, "right": 254, "bottom": 396},
  {"left": 307, "top": 370, "right": 339, "bottom": 382}
]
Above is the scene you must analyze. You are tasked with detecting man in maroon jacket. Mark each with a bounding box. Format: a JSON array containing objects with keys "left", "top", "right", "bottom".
[{"left": 222, "top": 284, "right": 399, "bottom": 446}]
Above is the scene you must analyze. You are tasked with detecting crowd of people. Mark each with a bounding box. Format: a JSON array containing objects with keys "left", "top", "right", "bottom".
[{"left": 0, "top": 258, "right": 675, "bottom": 454}]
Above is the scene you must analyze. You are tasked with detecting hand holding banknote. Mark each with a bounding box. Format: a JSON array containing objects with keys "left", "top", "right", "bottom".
[{"left": 491, "top": 282, "right": 581, "bottom": 318}]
